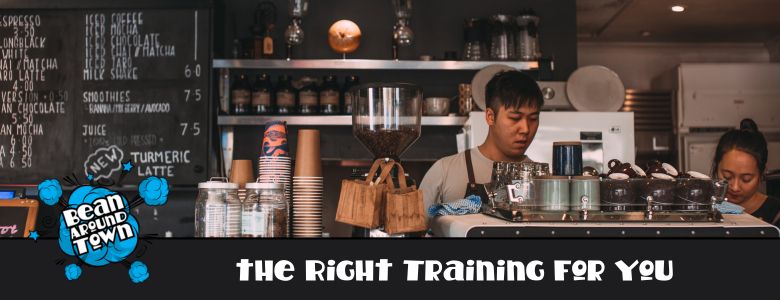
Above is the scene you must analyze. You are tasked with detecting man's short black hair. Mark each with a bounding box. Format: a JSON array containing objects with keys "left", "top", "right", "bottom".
[{"left": 485, "top": 71, "right": 544, "bottom": 112}]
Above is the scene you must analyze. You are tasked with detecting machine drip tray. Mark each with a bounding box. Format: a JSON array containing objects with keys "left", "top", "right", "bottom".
[{"left": 483, "top": 209, "right": 724, "bottom": 223}]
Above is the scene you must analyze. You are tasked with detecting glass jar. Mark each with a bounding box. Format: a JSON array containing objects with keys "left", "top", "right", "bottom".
[
  {"left": 276, "top": 75, "right": 297, "bottom": 114},
  {"left": 489, "top": 14, "right": 516, "bottom": 61},
  {"left": 319, "top": 75, "right": 340, "bottom": 114},
  {"left": 231, "top": 74, "right": 251, "bottom": 115},
  {"left": 298, "top": 77, "right": 319, "bottom": 114},
  {"left": 242, "top": 182, "right": 288, "bottom": 237},
  {"left": 516, "top": 10, "right": 541, "bottom": 61},
  {"left": 252, "top": 73, "right": 274, "bottom": 115},
  {"left": 194, "top": 178, "right": 239, "bottom": 238},
  {"left": 342, "top": 75, "right": 360, "bottom": 114},
  {"left": 463, "top": 18, "right": 486, "bottom": 61}
]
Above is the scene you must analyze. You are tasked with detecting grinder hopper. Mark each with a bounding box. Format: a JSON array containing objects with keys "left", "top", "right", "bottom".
[{"left": 349, "top": 83, "right": 422, "bottom": 160}]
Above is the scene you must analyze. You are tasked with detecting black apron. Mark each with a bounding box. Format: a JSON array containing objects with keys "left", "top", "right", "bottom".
[{"left": 463, "top": 149, "right": 491, "bottom": 207}]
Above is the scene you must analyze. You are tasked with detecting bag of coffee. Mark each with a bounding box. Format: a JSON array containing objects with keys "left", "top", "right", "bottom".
[
  {"left": 335, "top": 159, "right": 394, "bottom": 228},
  {"left": 381, "top": 161, "right": 427, "bottom": 234}
]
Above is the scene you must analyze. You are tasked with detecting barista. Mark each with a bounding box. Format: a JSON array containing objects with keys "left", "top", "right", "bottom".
[
  {"left": 420, "top": 71, "right": 544, "bottom": 217},
  {"left": 713, "top": 119, "right": 780, "bottom": 226}
]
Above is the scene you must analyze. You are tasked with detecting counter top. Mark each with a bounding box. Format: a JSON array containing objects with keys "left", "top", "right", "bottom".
[{"left": 431, "top": 213, "right": 780, "bottom": 238}]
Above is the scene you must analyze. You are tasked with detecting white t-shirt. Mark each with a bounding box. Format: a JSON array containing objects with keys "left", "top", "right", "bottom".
[{"left": 420, "top": 147, "right": 493, "bottom": 211}]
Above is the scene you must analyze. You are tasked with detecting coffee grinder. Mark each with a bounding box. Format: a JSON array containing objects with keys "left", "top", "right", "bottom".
[{"left": 349, "top": 83, "right": 422, "bottom": 237}]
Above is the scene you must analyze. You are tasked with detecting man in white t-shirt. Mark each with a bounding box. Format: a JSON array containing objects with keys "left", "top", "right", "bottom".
[{"left": 420, "top": 71, "right": 543, "bottom": 218}]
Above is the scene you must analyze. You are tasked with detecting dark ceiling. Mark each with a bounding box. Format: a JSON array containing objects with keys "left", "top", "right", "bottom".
[{"left": 578, "top": 0, "right": 780, "bottom": 42}]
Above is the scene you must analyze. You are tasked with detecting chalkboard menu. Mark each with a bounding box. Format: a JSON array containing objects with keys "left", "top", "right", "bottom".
[{"left": 0, "top": 2, "right": 212, "bottom": 185}]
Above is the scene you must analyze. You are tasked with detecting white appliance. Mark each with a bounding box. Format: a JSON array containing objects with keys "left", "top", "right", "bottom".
[
  {"left": 653, "top": 63, "right": 780, "bottom": 175},
  {"left": 459, "top": 111, "right": 635, "bottom": 174}
]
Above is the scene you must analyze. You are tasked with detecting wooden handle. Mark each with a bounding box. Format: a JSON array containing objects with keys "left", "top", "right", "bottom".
[
  {"left": 381, "top": 161, "right": 409, "bottom": 189},
  {"left": 374, "top": 160, "right": 396, "bottom": 186},
  {"left": 393, "top": 162, "right": 409, "bottom": 189},
  {"left": 365, "top": 158, "right": 392, "bottom": 184}
]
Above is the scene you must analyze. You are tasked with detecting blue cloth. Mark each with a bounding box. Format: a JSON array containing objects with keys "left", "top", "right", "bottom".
[
  {"left": 428, "top": 195, "right": 482, "bottom": 217},
  {"left": 714, "top": 201, "right": 745, "bottom": 214}
]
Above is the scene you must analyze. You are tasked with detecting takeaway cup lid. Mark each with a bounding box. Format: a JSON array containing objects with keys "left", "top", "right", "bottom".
[{"left": 198, "top": 177, "right": 239, "bottom": 189}]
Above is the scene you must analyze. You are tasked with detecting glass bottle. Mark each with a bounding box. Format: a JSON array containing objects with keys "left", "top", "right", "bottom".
[
  {"left": 231, "top": 74, "right": 251, "bottom": 115},
  {"left": 319, "top": 75, "right": 340, "bottom": 114},
  {"left": 342, "top": 75, "right": 360, "bottom": 115},
  {"left": 463, "top": 18, "right": 486, "bottom": 61},
  {"left": 276, "top": 75, "right": 297, "bottom": 114},
  {"left": 262, "top": 26, "right": 275, "bottom": 58},
  {"left": 254, "top": 1, "right": 277, "bottom": 58},
  {"left": 194, "top": 179, "right": 239, "bottom": 238},
  {"left": 252, "top": 33, "right": 263, "bottom": 59},
  {"left": 251, "top": 73, "right": 274, "bottom": 114},
  {"left": 533, "top": 162, "right": 550, "bottom": 177},
  {"left": 242, "top": 182, "right": 288, "bottom": 237},
  {"left": 298, "top": 77, "right": 319, "bottom": 114}
]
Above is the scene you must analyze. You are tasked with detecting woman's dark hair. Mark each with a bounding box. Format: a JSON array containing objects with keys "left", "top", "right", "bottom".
[
  {"left": 485, "top": 71, "right": 544, "bottom": 113},
  {"left": 712, "top": 118, "right": 768, "bottom": 178}
]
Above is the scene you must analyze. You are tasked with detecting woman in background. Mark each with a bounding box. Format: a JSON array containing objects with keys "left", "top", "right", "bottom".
[{"left": 713, "top": 119, "right": 780, "bottom": 226}]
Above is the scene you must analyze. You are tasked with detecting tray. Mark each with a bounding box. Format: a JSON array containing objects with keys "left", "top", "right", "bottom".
[{"left": 482, "top": 207, "right": 723, "bottom": 223}]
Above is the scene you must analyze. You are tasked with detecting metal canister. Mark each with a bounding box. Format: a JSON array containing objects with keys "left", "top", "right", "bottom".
[
  {"left": 552, "top": 141, "right": 583, "bottom": 176},
  {"left": 533, "top": 175, "right": 570, "bottom": 211},
  {"left": 570, "top": 176, "right": 600, "bottom": 211},
  {"left": 458, "top": 83, "right": 474, "bottom": 116}
]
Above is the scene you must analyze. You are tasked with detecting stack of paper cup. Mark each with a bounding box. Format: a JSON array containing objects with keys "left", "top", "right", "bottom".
[
  {"left": 257, "top": 156, "right": 293, "bottom": 208},
  {"left": 229, "top": 159, "right": 255, "bottom": 201},
  {"left": 292, "top": 129, "right": 323, "bottom": 238},
  {"left": 258, "top": 121, "right": 293, "bottom": 235},
  {"left": 292, "top": 176, "right": 323, "bottom": 237},
  {"left": 258, "top": 120, "right": 292, "bottom": 199}
]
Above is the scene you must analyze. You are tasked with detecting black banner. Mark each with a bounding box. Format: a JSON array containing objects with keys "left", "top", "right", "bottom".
[{"left": 1, "top": 238, "right": 778, "bottom": 298}]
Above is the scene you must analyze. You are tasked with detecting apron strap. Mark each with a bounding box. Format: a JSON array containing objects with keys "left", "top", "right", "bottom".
[{"left": 465, "top": 149, "right": 476, "bottom": 184}]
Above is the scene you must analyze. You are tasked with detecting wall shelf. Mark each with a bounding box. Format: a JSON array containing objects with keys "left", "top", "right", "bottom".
[
  {"left": 217, "top": 115, "right": 468, "bottom": 126},
  {"left": 213, "top": 59, "right": 538, "bottom": 70}
]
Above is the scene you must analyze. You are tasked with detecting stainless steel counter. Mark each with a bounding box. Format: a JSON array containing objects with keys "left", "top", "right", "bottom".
[{"left": 431, "top": 213, "right": 780, "bottom": 238}]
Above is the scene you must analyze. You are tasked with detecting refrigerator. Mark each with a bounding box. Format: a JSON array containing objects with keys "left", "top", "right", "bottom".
[
  {"left": 653, "top": 63, "right": 780, "bottom": 177},
  {"left": 459, "top": 111, "right": 635, "bottom": 174}
]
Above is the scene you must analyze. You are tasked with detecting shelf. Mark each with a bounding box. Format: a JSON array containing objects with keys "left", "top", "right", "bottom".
[
  {"left": 217, "top": 115, "right": 468, "bottom": 126},
  {"left": 213, "top": 59, "right": 538, "bottom": 70}
]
